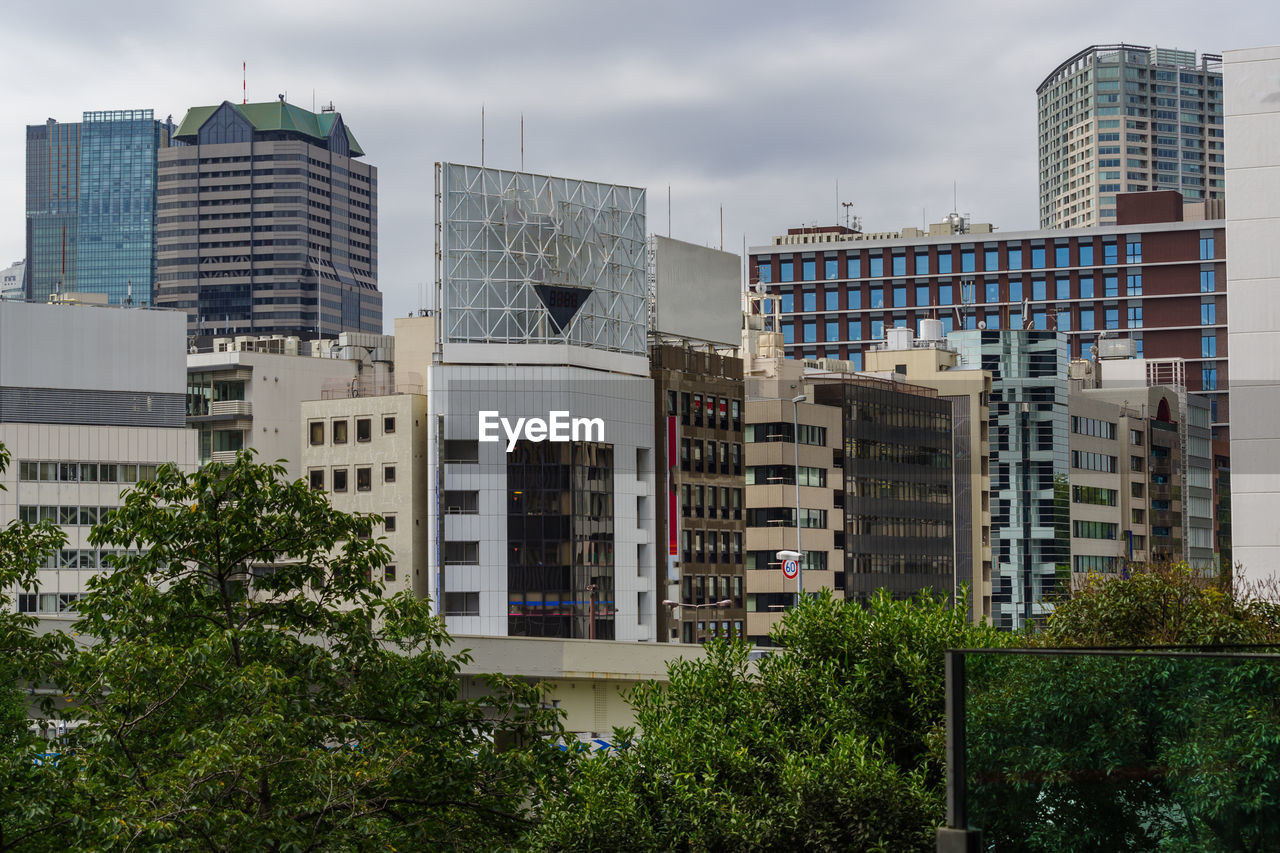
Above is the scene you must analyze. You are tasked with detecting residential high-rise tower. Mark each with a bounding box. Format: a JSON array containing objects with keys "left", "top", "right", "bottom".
[{"left": 1037, "top": 45, "right": 1224, "bottom": 229}]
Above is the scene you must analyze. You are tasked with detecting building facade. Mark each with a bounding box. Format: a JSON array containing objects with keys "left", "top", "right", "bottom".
[
  {"left": 0, "top": 261, "right": 23, "bottom": 300},
  {"left": 0, "top": 300, "right": 197, "bottom": 614},
  {"left": 25, "top": 110, "right": 172, "bottom": 305},
  {"left": 651, "top": 343, "right": 746, "bottom": 644},
  {"left": 155, "top": 99, "right": 381, "bottom": 338},
  {"left": 750, "top": 194, "right": 1229, "bottom": 440},
  {"left": 950, "top": 330, "right": 1071, "bottom": 630},
  {"left": 1037, "top": 45, "right": 1224, "bottom": 229},
  {"left": 1224, "top": 45, "right": 1280, "bottom": 590}
]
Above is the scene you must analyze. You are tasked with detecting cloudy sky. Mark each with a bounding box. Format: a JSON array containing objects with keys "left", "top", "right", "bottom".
[{"left": 3, "top": 0, "right": 1277, "bottom": 329}]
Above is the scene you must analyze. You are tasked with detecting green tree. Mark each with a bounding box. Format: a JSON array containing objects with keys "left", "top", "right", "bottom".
[
  {"left": 51, "top": 452, "right": 565, "bottom": 851},
  {"left": 528, "top": 590, "right": 1005, "bottom": 852},
  {"left": 0, "top": 444, "right": 78, "bottom": 852}
]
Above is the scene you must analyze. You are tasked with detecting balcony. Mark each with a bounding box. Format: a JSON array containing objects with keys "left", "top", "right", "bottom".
[{"left": 210, "top": 400, "right": 252, "bottom": 418}]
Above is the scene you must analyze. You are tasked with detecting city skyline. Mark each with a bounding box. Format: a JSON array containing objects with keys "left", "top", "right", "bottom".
[{"left": 3, "top": 0, "right": 1278, "bottom": 329}]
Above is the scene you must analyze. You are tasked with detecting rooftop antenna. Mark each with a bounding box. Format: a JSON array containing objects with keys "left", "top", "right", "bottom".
[
  {"left": 835, "top": 178, "right": 839, "bottom": 226},
  {"left": 719, "top": 205, "right": 723, "bottom": 251},
  {"left": 841, "top": 201, "right": 855, "bottom": 230},
  {"left": 520, "top": 113, "right": 524, "bottom": 171},
  {"left": 243, "top": 61, "right": 246, "bottom": 105},
  {"left": 481, "top": 104, "right": 485, "bottom": 168},
  {"left": 667, "top": 185, "right": 671, "bottom": 237}
]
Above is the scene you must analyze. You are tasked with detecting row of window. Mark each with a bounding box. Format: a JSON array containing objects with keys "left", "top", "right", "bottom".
[
  {"left": 308, "top": 465, "right": 396, "bottom": 493},
  {"left": 1071, "top": 486, "right": 1118, "bottom": 507},
  {"left": 847, "top": 440, "right": 951, "bottom": 469},
  {"left": 679, "top": 438, "right": 743, "bottom": 475},
  {"left": 308, "top": 415, "right": 396, "bottom": 446},
  {"left": 1072, "top": 555, "right": 1124, "bottom": 573},
  {"left": 1071, "top": 451, "right": 1118, "bottom": 473},
  {"left": 1073, "top": 520, "right": 1119, "bottom": 540},
  {"left": 18, "top": 461, "right": 161, "bottom": 483},
  {"left": 665, "top": 391, "right": 743, "bottom": 431},
  {"left": 1071, "top": 416, "right": 1117, "bottom": 440},
  {"left": 679, "top": 484, "right": 745, "bottom": 518},
  {"left": 757, "top": 236, "right": 1215, "bottom": 283},
  {"left": 744, "top": 423, "right": 828, "bottom": 446},
  {"left": 744, "top": 507, "right": 828, "bottom": 529},
  {"left": 847, "top": 515, "right": 953, "bottom": 539},
  {"left": 744, "top": 465, "right": 827, "bottom": 487},
  {"left": 680, "top": 573, "right": 745, "bottom": 608},
  {"left": 848, "top": 477, "right": 952, "bottom": 504},
  {"left": 679, "top": 529, "right": 744, "bottom": 565},
  {"left": 18, "top": 505, "right": 114, "bottom": 526},
  {"left": 745, "top": 550, "right": 827, "bottom": 572}
]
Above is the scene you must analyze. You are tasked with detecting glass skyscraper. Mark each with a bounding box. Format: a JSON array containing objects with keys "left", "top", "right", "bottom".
[{"left": 25, "top": 110, "right": 170, "bottom": 304}]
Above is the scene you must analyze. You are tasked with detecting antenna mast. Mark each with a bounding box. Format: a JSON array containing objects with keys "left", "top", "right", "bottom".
[{"left": 243, "top": 62, "right": 246, "bottom": 104}]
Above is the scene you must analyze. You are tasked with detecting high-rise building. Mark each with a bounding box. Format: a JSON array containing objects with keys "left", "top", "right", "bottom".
[
  {"left": 749, "top": 192, "right": 1229, "bottom": 441},
  {"left": 25, "top": 110, "right": 172, "bottom": 304},
  {"left": 155, "top": 99, "right": 380, "bottom": 338},
  {"left": 1037, "top": 44, "right": 1224, "bottom": 229}
]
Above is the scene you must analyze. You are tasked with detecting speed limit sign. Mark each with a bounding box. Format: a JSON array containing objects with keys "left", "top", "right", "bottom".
[{"left": 782, "top": 559, "right": 799, "bottom": 579}]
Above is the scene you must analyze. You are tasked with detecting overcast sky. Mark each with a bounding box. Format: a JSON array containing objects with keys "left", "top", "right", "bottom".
[{"left": 4, "top": 0, "right": 1277, "bottom": 329}]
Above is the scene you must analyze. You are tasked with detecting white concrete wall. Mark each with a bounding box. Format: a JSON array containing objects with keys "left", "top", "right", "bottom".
[{"left": 1226, "top": 45, "right": 1280, "bottom": 591}]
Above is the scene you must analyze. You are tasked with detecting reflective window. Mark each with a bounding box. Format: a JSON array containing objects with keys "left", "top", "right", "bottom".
[
  {"left": 847, "top": 256, "right": 861, "bottom": 278},
  {"left": 780, "top": 292, "right": 794, "bottom": 312},
  {"left": 803, "top": 322, "right": 817, "bottom": 343},
  {"left": 1202, "top": 366, "right": 1218, "bottom": 390},
  {"left": 1055, "top": 245, "right": 1069, "bottom": 267},
  {"left": 916, "top": 285, "right": 930, "bottom": 306},
  {"left": 825, "top": 321, "right": 839, "bottom": 342},
  {"left": 870, "top": 286, "right": 884, "bottom": 309},
  {"left": 871, "top": 319, "right": 884, "bottom": 339},
  {"left": 1007, "top": 247, "right": 1023, "bottom": 270},
  {"left": 1080, "top": 276, "right": 1094, "bottom": 298},
  {"left": 802, "top": 258, "right": 816, "bottom": 280},
  {"left": 825, "top": 290, "right": 839, "bottom": 311},
  {"left": 824, "top": 258, "right": 838, "bottom": 280},
  {"left": 782, "top": 323, "right": 795, "bottom": 344},
  {"left": 961, "top": 249, "right": 975, "bottom": 273},
  {"left": 915, "top": 254, "right": 929, "bottom": 275},
  {"left": 1105, "top": 275, "right": 1119, "bottom": 297},
  {"left": 986, "top": 281, "right": 1000, "bottom": 303},
  {"left": 1056, "top": 278, "right": 1070, "bottom": 299},
  {"left": 1008, "top": 280, "right": 1022, "bottom": 302},
  {"left": 1201, "top": 301, "right": 1216, "bottom": 324},
  {"left": 1106, "top": 308, "right": 1120, "bottom": 329},
  {"left": 938, "top": 252, "right": 953, "bottom": 274},
  {"left": 1031, "top": 246, "right": 1046, "bottom": 268},
  {"left": 893, "top": 286, "right": 907, "bottom": 307},
  {"left": 1201, "top": 332, "right": 1216, "bottom": 357},
  {"left": 869, "top": 256, "right": 884, "bottom": 277},
  {"left": 893, "top": 255, "right": 906, "bottom": 276},
  {"left": 847, "top": 289, "right": 861, "bottom": 310},
  {"left": 1200, "top": 270, "right": 1215, "bottom": 292},
  {"left": 1127, "top": 306, "right": 1143, "bottom": 328},
  {"left": 802, "top": 291, "right": 816, "bottom": 311},
  {"left": 1032, "top": 279, "right": 1047, "bottom": 301},
  {"left": 984, "top": 247, "right": 999, "bottom": 271},
  {"left": 1199, "top": 236, "right": 1215, "bottom": 260},
  {"left": 939, "top": 284, "right": 953, "bottom": 305},
  {"left": 781, "top": 259, "right": 794, "bottom": 282},
  {"left": 1079, "top": 243, "right": 1094, "bottom": 266}
]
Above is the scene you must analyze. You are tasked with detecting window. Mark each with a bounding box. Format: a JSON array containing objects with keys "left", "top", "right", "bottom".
[
  {"left": 1104, "top": 275, "right": 1118, "bottom": 297},
  {"left": 1199, "top": 236, "right": 1215, "bottom": 260},
  {"left": 916, "top": 285, "right": 930, "bottom": 306},
  {"left": 383, "top": 416, "right": 396, "bottom": 434},
  {"left": 802, "top": 290, "right": 816, "bottom": 311},
  {"left": 1056, "top": 278, "right": 1070, "bottom": 300},
  {"left": 780, "top": 292, "right": 794, "bottom": 313},
  {"left": 803, "top": 322, "right": 817, "bottom": 343},
  {"left": 445, "top": 592, "right": 480, "bottom": 616},
  {"left": 1071, "top": 451, "right": 1117, "bottom": 472},
  {"left": 893, "top": 286, "right": 907, "bottom": 308},
  {"left": 1106, "top": 308, "right": 1119, "bottom": 329},
  {"left": 1055, "top": 245, "right": 1069, "bottom": 267},
  {"left": 1079, "top": 276, "right": 1094, "bottom": 298},
  {"left": 938, "top": 252, "right": 952, "bottom": 274},
  {"left": 871, "top": 319, "right": 884, "bottom": 340},
  {"left": 758, "top": 261, "right": 772, "bottom": 283},
  {"left": 939, "top": 284, "right": 953, "bottom": 305},
  {"left": 825, "top": 258, "right": 838, "bottom": 280},
  {"left": 356, "top": 467, "right": 372, "bottom": 491},
  {"left": 332, "top": 420, "right": 348, "bottom": 444},
  {"left": 1202, "top": 366, "right": 1218, "bottom": 390},
  {"left": 444, "top": 490, "right": 479, "bottom": 514},
  {"left": 332, "top": 468, "right": 348, "bottom": 492},
  {"left": 847, "top": 257, "right": 860, "bottom": 278},
  {"left": 1073, "top": 520, "right": 1118, "bottom": 540},
  {"left": 870, "top": 286, "right": 884, "bottom": 308},
  {"left": 1007, "top": 247, "right": 1022, "bottom": 270},
  {"left": 802, "top": 258, "right": 816, "bottom": 280},
  {"left": 1008, "top": 280, "right": 1022, "bottom": 302},
  {"left": 1126, "top": 240, "right": 1142, "bottom": 263},
  {"left": 1200, "top": 269, "right": 1215, "bottom": 292},
  {"left": 1031, "top": 246, "right": 1046, "bottom": 268},
  {"left": 1201, "top": 301, "right": 1216, "bottom": 325},
  {"left": 1131, "top": 455, "right": 1144, "bottom": 473},
  {"left": 782, "top": 323, "right": 794, "bottom": 345},
  {"left": 961, "top": 249, "right": 975, "bottom": 273},
  {"left": 1072, "top": 485, "right": 1118, "bottom": 506},
  {"left": 384, "top": 565, "right": 397, "bottom": 582},
  {"left": 985, "top": 281, "right": 1000, "bottom": 303},
  {"left": 1126, "top": 274, "right": 1142, "bottom": 296},
  {"left": 915, "top": 253, "right": 929, "bottom": 275},
  {"left": 1202, "top": 333, "right": 1216, "bottom": 358},
  {"left": 383, "top": 465, "right": 396, "bottom": 483},
  {"left": 825, "top": 321, "right": 839, "bottom": 342},
  {"left": 384, "top": 515, "right": 396, "bottom": 532},
  {"left": 893, "top": 254, "right": 906, "bottom": 276},
  {"left": 444, "top": 541, "right": 480, "bottom": 564},
  {"left": 1127, "top": 306, "right": 1143, "bottom": 328},
  {"left": 825, "top": 289, "right": 838, "bottom": 310},
  {"left": 1079, "top": 244, "right": 1094, "bottom": 265},
  {"left": 869, "top": 256, "right": 884, "bottom": 277},
  {"left": 308, "top": 422, "right": 325, "bottom": 445},
  {"left": 308, "top": 469, "right": 325, "bottom": 490},
  {"left": 847, "top": 289, "right": 861, "bottom": 310},
  {"left": 355, "top": 418, "right": 371, "bottom": 442},
  {"left": 984, "top": 247, "right": 999, "bottom": 271},
  {"left": 780, "top": 259, "right": 794, "bottom": 282},
  {"left": 1103, "top": 242, "right": 1118, "bottom": 264},
  {"left": 443, "top": 440, "right": 479, "bottom": 463},
  {"left": 1032, "top": 279, "right": 1047, "bottom": 301}
]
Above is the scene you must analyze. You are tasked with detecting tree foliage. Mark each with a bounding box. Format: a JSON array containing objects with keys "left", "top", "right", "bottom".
[
  {"left": 527, "top": 590, "right": 1006, "bottom": 851},
  {"left": 32, "top": 451, "right": 568, "bottom": 852}
]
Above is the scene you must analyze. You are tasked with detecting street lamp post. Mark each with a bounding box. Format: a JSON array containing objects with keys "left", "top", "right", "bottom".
[
  {"left": 662, "top": 598, "right": 732, "bottom": 644},
  {"left": 791, "top": 394, "right": 806, "bottom": 600}
]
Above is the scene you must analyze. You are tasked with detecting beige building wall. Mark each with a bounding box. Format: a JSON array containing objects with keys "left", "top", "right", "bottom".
[
  {"left": 300, "top": 394, "right": 430, "bottom": 601},
  {"left": 743, "top": 396, "right": 842, "bottom": 641}
]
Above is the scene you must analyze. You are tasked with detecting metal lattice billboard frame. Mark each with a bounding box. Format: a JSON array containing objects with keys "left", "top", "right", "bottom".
[{"left": 435, "top": 163, "right": 647, "bottom": 355}]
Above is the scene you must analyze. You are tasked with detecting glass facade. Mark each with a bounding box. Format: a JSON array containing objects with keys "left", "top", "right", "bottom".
[
  {"left": 26, "top": 110, "right": 168, "bottom": 304},
  {"left": 949, "top": 330, "right": 1070, "bottom": 630},
  {"left": 813, "top": 381, "right": 955, "bottom": 604},
  {"left": 507, "top": 441, "right": 615, "bottom": 639}
]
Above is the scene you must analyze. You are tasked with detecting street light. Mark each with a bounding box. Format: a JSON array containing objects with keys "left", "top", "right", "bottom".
[
  {"left": 791, "top": 394, "right": 806, "bottom": 602},
  {"left": 662, "top": 598, "right": 733, "bottom": 644}
]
